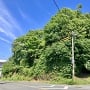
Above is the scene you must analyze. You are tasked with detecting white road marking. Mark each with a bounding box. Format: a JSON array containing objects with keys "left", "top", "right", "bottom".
[
  {"left": 64, "top": 86, "right": 68, "bottom": 89},
  {"left": 49, "top": 85, "right": 55, "bottom": 87},
  {"left": 41, "top": 86, "right": 68, "bottom": 90},
  {"left": 17, "top": 83, "right": 55, "bottom": 89},
  {"left": 16, "top": 83, "right": 68, "bottom": 90}
]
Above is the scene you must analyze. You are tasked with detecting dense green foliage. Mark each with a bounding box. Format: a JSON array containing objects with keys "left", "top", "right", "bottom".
[{"left": 2, "top": 8, "right": 90, "bottom": 82}]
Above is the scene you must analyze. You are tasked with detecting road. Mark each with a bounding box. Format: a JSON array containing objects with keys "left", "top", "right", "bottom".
[{"left": 0, "top": 81, "right": 90, "bottom": 90}]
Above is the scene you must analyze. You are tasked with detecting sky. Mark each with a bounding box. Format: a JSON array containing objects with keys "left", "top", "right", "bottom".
[{"left": 0, "top": 0, "right": 90, "bottom": 60}]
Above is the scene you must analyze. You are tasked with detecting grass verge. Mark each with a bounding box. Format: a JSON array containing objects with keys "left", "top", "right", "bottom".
[{"left": 1, "top": 75, "right": 90, "bottom": 85}]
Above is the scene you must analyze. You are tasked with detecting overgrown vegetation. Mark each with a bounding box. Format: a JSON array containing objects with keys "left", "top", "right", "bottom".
[{"left": 2, "top": 7, "right": 90, "bottom": 84}]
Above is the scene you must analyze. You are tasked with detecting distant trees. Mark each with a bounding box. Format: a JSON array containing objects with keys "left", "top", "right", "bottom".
[{"left": 2, "top": 8, "right": 90, "bottom": 80}]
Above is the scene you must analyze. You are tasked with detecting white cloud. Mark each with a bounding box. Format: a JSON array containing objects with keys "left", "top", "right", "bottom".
[
  {"left": 0, "top": 28, "right": 6, "bottom": 34},
  {"left": 0, "top": 28, "right": 16, "bottom": 39},
  {"left": 18, "top": 8, "right": 32, "bottom": 23},
  {"left": 18, "top": 8, "right": 40, "bottom": 29},
  {"left": 0, "top": 37, "right": 11, "bottom": 44},
  {"left": 0, "top": 0, "right": 23, "bottom": 41},
  {"left": 19, "top": 8, "right": 28, "bottom": 19}
]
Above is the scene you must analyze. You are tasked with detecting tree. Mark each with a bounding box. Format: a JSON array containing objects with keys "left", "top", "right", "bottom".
[
  {"left": 2, "top": 8, "right": 90, "bottom": 79},
  {"left": 12, "top": 30, "right": 45, "bottom": 67}
]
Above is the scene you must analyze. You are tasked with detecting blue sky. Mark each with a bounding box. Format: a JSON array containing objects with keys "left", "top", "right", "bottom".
[{"left": 0, "top": 0, "right": 90, "bottom": 60}]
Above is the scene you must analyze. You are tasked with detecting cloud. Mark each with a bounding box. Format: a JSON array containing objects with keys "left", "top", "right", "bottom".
[
  {"left": 18, "top": 8, "right": 40, "bottom": 29},
  {"left": 19, "top": 8, "right": 29, "bottom": 19},
  {"left": 18, "top": 8, "right": 32, "bottom": 23},
  {"left": 0, "top": 37, "right": 11, "bottom": 44},
  {"left": 0, "top": 28, "right": 16, "bottom": 39},
  {"left": 0, "top": 0, "right": 23, "bottom": 41}
]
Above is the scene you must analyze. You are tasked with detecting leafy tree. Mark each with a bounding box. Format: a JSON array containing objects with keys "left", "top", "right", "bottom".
[
  {"left": 2, "top": 8, "right": 90, "bottom": 80},
  {"left": 44, "top": 8, "right": 90, "bottom": 76},
  {"left": 12, "top": 30, "right": 45, "bottom": 67}
]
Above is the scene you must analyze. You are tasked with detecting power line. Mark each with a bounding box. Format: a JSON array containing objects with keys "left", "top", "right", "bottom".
[{"left": 53, "top": 0, "right": 60, "bottom": 11}]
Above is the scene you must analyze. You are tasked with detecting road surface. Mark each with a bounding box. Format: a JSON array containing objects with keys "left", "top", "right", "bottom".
[{"left": 0, "top": 81, "right": 90, "bottom": 90}]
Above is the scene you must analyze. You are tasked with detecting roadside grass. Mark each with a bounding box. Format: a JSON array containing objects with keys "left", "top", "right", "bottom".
[
  {"left": 0, "top": 74, "right": 32, "bottom": 81},
  {"left": 50, "top": 76, "right": 90, "bottom": 85},
  {"left": 1, "top": 75, "right": 90, "bottom": 85},
  {"left": 72, "top": 76, "right": 90, "bottom": 85}
]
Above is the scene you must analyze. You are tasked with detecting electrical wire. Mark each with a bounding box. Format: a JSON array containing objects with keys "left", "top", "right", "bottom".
[{"left": 53, "top": 0, "right": 60, "bottom": 11}]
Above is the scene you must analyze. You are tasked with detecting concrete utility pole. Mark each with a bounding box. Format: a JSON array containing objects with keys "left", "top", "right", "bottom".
[{"left": 72, "top": 31, "right": 75, "bottom": 81}]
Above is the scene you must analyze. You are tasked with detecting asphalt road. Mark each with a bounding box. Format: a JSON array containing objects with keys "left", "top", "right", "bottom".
[{"left": 0, "top": 81, "right": 90, "bottom": 90}]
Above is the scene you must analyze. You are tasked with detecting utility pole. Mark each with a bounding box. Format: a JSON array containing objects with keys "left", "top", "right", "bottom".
[{"left": 72, "top": 31, "right": 75, "bottom": 81}]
